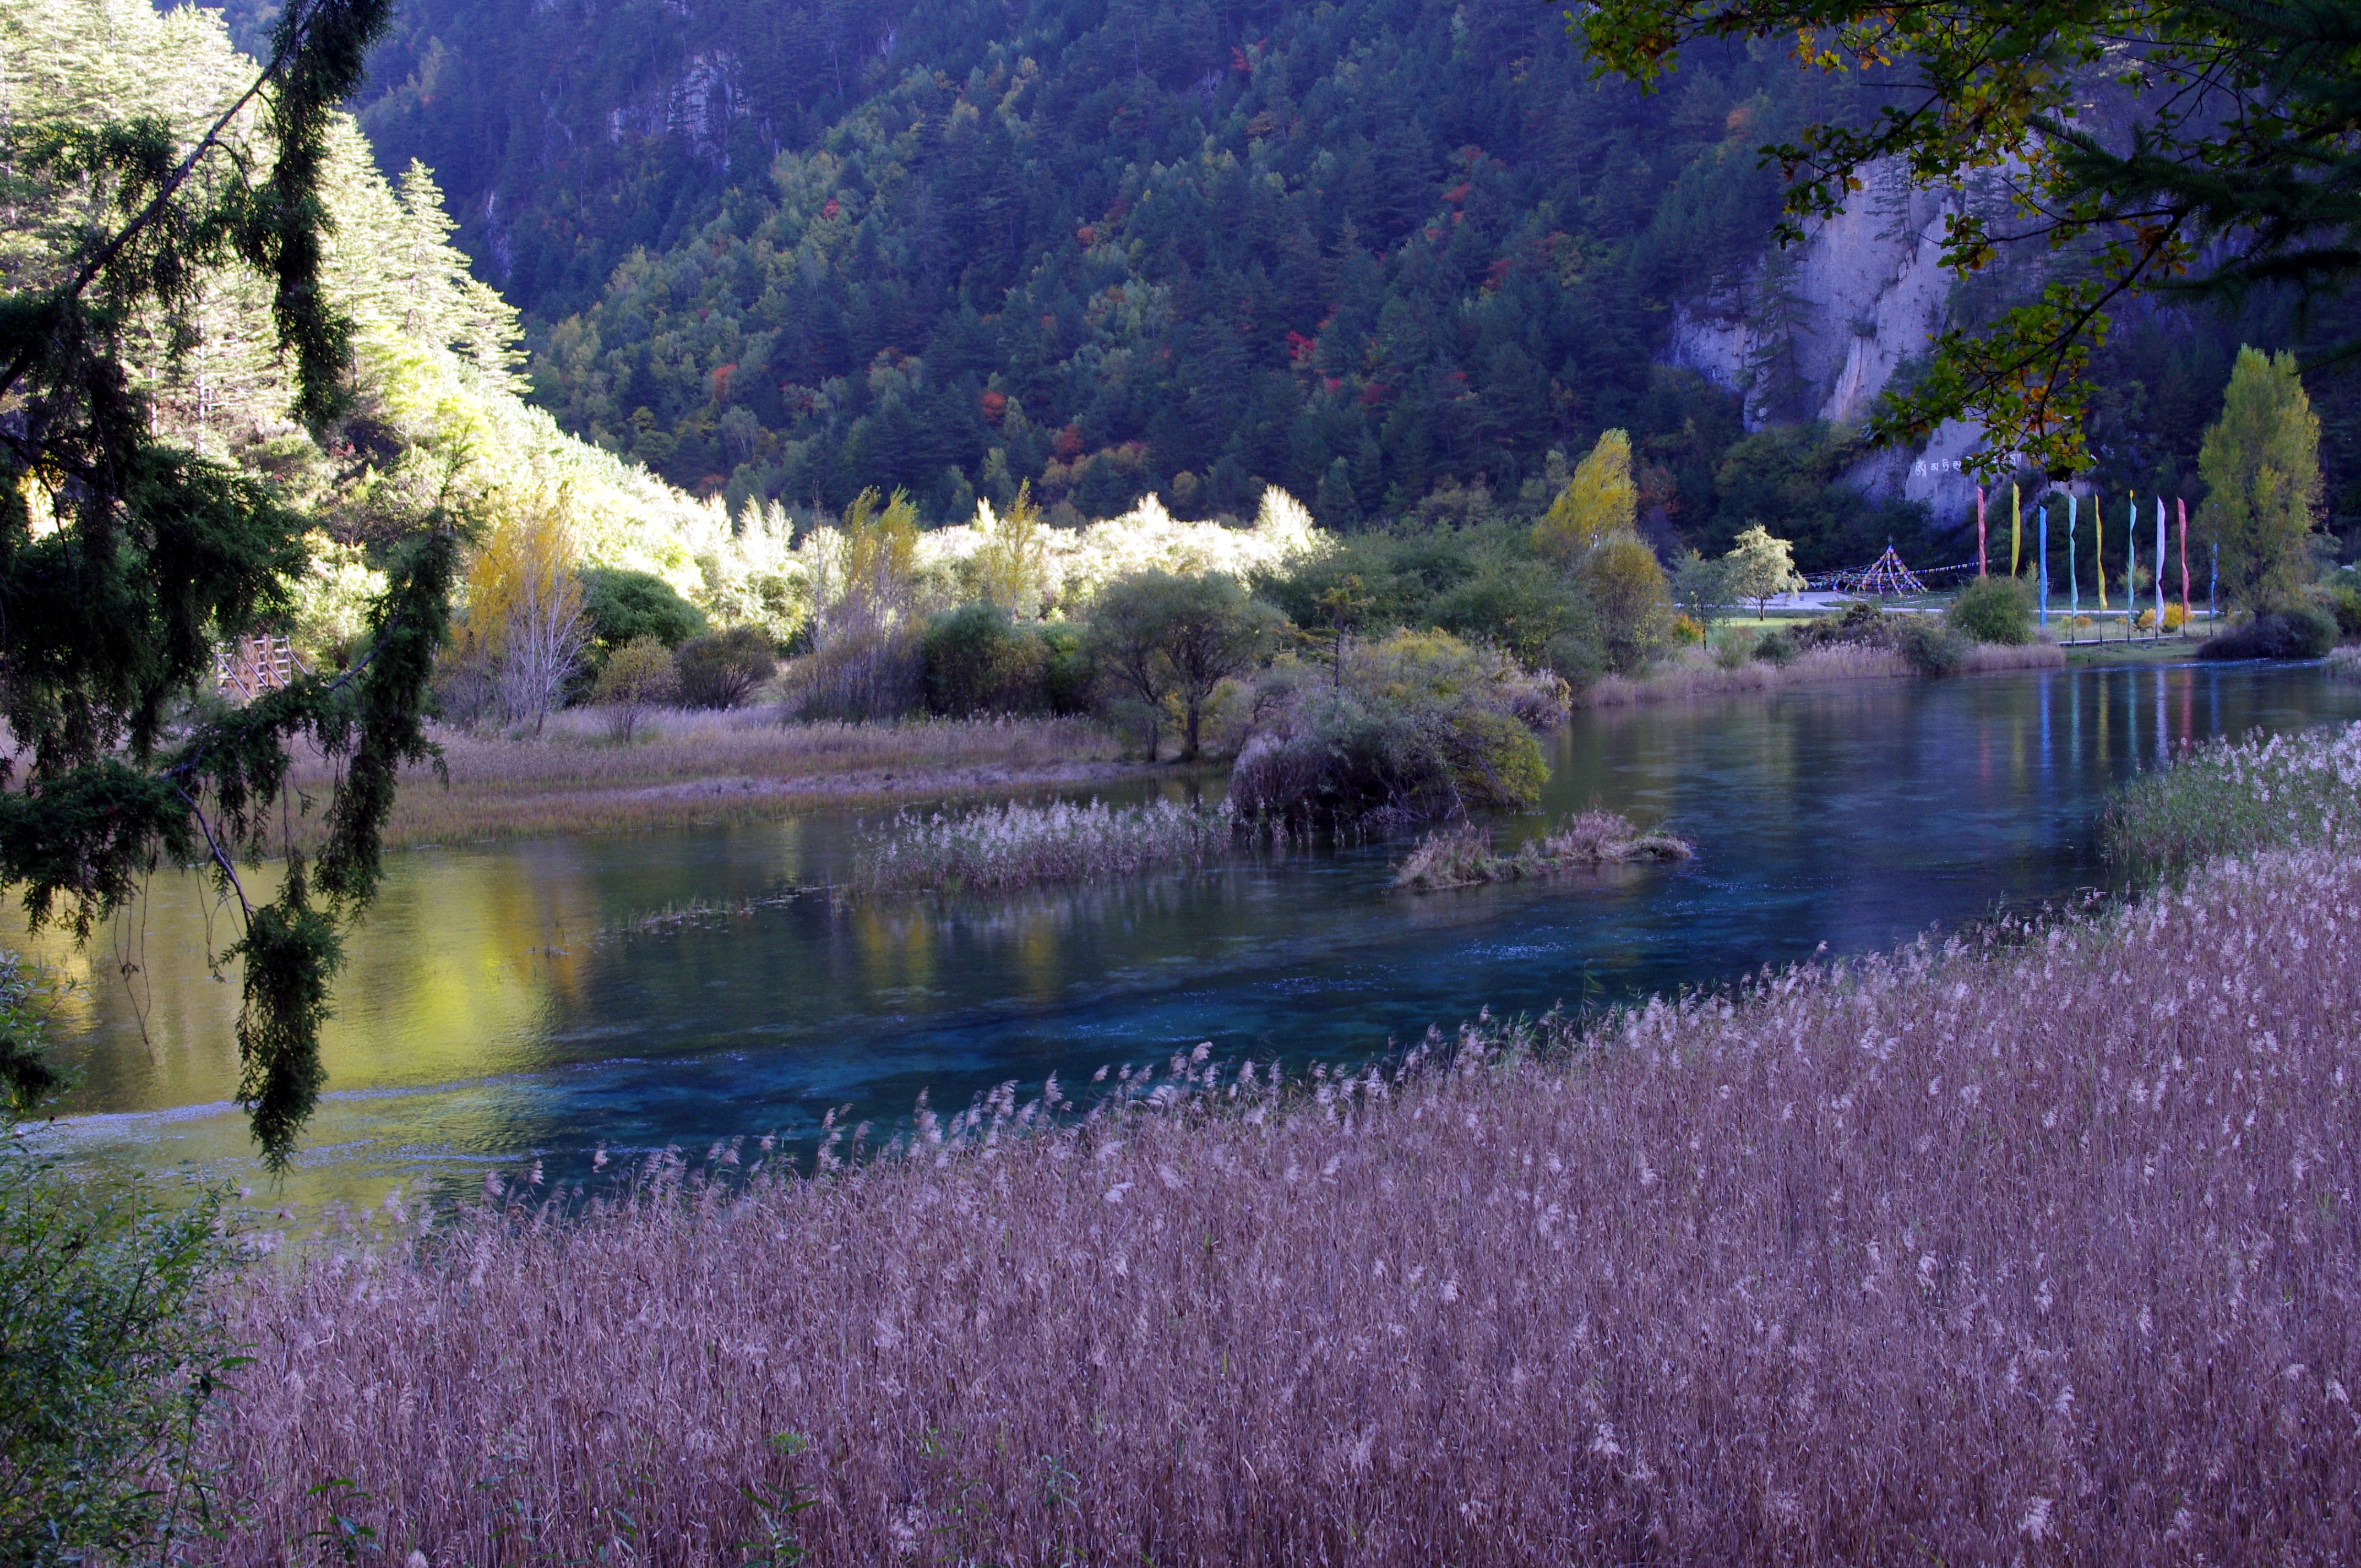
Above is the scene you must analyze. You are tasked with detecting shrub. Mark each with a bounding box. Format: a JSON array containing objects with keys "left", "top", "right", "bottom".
[
  {"left": 1040, "top": 623, "right": 1096, "bottom": 715},
  {"left": 1542, "top": 627, "right": 1607, "bottom": 689},
  {"left": 2196, "top": 603, "right": 2337, "bottom": 660},
  {"left": 591, "top": 635, "right": 678, "bottom": 741},
  {"left": 1709, "top": 628, "right": 1753, "bottom": 669},
  {"left": 1889, "top": 615, "right": 1968, "bottom": 677},
  {"left": 1230, "top": 630, "right": 1566, "bottom": 825},
  {"left": 674, "top": 625, "right": 779, "bottom": 709},
  {"left": 922, "top": 605, "right": 1051, "bottom": 717},
  {"left": 1945, "top": 575, "right": 2036, "bottom": 644},
  {"left": 1668, "top": 612, "right": 1704, "bottom": 646},
  {"left": 1574, "top": 530, "right": 1673, "bottom": 673},
  {"left": 580, "top": 567, "right": 707, "bottom": 657},
  {"left": 2310, "top": 582, "right": 2361, "bottom": 640},
  {"left": 1751, "top": 629, "right": 1799, "bottom": 666},
  {"left": 791, "top": 628, "right": 925, "bottom": 721},
  {"left": 2, "top": 1140, "right": 239, "bottom": 1566}
]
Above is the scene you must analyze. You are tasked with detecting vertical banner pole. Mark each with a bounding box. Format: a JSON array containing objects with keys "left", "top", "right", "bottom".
[
  {"left": 2038, "top": 504, "right": 2049, "bottom": 628},
  {"left": 2177, "top": 497, "right": 2190, "bottom": 631},
  {"left": 2068, "top": 493, "right": 2079, "bottom": 628},
  {"left": 2096, "top": 494, "right": 2107, "bottom": 612}
]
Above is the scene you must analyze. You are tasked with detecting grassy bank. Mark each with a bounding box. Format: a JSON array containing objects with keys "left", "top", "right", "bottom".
[
  {"left": 284, "top": 712, "right": 1140, "bottom": 850},
  {"left": 201, "top": 842, "right": 2359, "bottom": 1565},
  {"left": 2103, "top": 720, "right": 2360, "bottom": 875}
]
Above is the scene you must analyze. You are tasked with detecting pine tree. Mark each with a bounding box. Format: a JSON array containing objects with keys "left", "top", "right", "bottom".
[{"left": 2197, "top": 346, "right": 2322, "bottom": 611}]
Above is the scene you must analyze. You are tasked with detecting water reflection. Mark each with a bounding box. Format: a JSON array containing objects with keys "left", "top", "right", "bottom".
[{"left": 26, "top": 661, "right": 2358, "bottom": 1206}]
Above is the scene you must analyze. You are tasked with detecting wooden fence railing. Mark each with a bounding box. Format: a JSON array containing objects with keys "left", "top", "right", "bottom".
[{"left": 214, "top": 634, "right": 307, "bottom": 702}]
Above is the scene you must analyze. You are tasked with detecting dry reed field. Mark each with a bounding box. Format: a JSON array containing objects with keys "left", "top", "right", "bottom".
[
  {"left": 283, "top": 713, "right": 1134, "bottom": 848},
  {"left": 854, "top": 798, "right": 1234, "bottom": 892},
  {"left": 211, "top": 846, "right": 2358, "bottom": 1565}
]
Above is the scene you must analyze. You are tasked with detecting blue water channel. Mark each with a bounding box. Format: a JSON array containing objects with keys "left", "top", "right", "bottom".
[{"left": 30, "top": 660, "right": 2360, "bottom": 1206}]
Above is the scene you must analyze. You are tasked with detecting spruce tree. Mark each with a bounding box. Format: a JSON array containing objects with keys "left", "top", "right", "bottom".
[{"left": 0, "top": 0, "right": 456, "bottom": 1167}]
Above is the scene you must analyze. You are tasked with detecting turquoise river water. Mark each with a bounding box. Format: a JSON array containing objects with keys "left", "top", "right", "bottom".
[{"left": 25, "top": 660, "right": 2360, "bottom": 1207}]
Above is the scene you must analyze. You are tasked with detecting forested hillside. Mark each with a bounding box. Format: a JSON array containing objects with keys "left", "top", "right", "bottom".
[{"left": 345, "top": 0, "right": 1970, "bottom": 563}]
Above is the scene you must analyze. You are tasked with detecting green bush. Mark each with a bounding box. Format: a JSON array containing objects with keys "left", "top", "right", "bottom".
[
  {"left": 1229, "top": 630, "right": 1566, "bottom": 824},
  {"left": 922, "top": 604, "right": 1052, "bottom": 717},
  {"left": 2, "top": 1144, "right": 238, "bottom": 1566},
  {"left": 2196, "top": 604, "right": 2338, "bottom": 660},
  {"left": 1890, "top": 616, "right": 1968, "bottom": 676},
  {"left": 2, "top": 958, "right": 240, "bottom": 1568},
  {"left": 1040, "top": 623, "right": 1096, "bottom": 715},
  {"left": 580, "top": 568, "right": 708, "bottom": 658},
  {"left": 2310, "top": 582, "right": 2361, "bottom": 641},
  {"left": 1946, "top": 575, "right": 2036, "bottom": 645},
  {"left": 675, "top": 625, "right": 779, "bottom": 709},
  {"left": 591, "top": 635, "right": 679, "bottom": 739},
  {"left": 1751, "top": 629, "right": 1799, "bottom": 666}
]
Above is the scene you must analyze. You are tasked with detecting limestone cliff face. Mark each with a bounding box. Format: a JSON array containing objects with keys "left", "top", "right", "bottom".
[{"left": 1664, "top": 163, "right": 1992, "bottom": 523}]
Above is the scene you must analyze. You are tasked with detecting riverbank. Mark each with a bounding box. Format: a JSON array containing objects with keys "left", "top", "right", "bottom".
[
  {"left": 287, "top": 713, "right": 1163, "bottom": 850},
  {"left": 202, "top": 840, "right": 2359, "bottom": 1566},
  {"left": 1576, "top": 638, "right": 2063, "bottom": 708}
]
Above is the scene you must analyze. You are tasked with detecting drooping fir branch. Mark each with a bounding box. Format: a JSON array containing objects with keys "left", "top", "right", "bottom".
[{"left": 0, "top": 0, "right": 461, "bottom": 1168}]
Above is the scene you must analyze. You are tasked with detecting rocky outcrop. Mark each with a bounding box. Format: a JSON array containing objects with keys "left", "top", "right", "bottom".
[{"left": 1665, "top": 162, "right": 2001, "bottom": 522}]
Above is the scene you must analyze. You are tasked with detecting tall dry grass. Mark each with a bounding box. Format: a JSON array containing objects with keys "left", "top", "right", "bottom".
[
  {"left": 281, "top": 712, "right": 1129, "bottom": 848},
  {"left": 853, "top": 798, "right": 1234, "bottom": 893},
  {"left": 209, "top": 846, "right": 2359, "bottom": 1565}
]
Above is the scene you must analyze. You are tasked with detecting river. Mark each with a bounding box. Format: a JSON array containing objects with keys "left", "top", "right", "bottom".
[{"left": 25, "top": 660, "right": 2358, "bottom": 1207}]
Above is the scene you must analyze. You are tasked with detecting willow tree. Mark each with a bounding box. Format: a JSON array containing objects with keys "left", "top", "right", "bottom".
[{"left": 0, "top": 0, "right": 456, "bottom": 1167}]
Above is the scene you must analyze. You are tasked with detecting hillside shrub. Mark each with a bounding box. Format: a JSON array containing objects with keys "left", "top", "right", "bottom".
[
  {"left": 922, "top": 605, "right": 1051, "bottom": 717},
  {"left": 2196, "top": 604, "right": 2337, "bottom": 660},
  {"left": 1946, "top": 575, "right": 2036, "bottom": 644},
  {"left": 1230, "top": 630, "right": 1566, "bottom": 825},
  {"left": 673, "top": 626, "right": 778, "bottom": 709}
]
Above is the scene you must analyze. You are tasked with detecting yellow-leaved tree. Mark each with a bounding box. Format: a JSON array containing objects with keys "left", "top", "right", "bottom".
[
  {"left": 445, "top": 486, "right": 591, "bottom": 732},
  {"left": 1532, "top": 429, "right": 1636, "bottom": 565},
  {"left": 970, "top": 480, "right": 1048, "bottom": 617}
]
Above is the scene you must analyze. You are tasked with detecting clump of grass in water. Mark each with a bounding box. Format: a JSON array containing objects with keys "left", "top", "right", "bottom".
[
  {"left": 2102, "top": 720, "right": 2360, "bottom": 877},
  {"left": 853, "top": 797, "right": 1234, "bottom": 893},
  {"left": 1396, "top": 808, "right": 1693, "bottom": 890}
]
